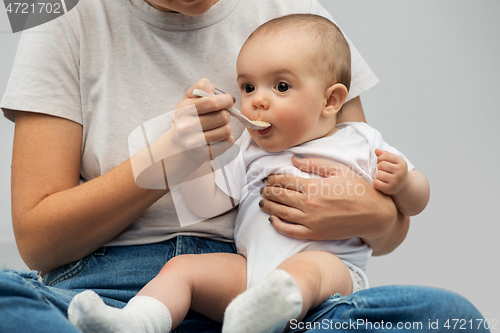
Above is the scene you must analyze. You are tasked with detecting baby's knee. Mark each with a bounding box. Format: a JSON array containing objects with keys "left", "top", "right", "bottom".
[
  {"left": 159, "top": 254, "right": 199, "bottom": 275},
  {"left": 279, "top": 251, "right": 351, "bottom": 298},
  {"left": 279, "top": 256, "right": 323, "bottom": 291}
]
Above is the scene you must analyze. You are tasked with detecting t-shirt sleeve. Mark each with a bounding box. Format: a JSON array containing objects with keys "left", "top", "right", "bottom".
[
  {"left": 1, "top": 11, "right": 81, "bottom": 124},
  {"left": 309, "top": 0, "right": 379, "bottom": 102}
]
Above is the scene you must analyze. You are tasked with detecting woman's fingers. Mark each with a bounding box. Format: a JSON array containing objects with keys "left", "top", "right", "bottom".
[
  {"left": 185, "top": 78, "right": 217, "bottom": 99},
  {"left": 198, "top": 109, "right": 231, "bottom": 132},
  {"left": 258, "top": 194, "right": 307, "bottom": 226},
  {"left": 191, "top": 94, "right": 235, "bottom": 117},
  {"left": 203, "top": 124, "right": 233, "bottom": 144},
  {"left": 267, "top": 215, "right": 313, "bottom": 240},
  {"left": 257, "top": 156, "right": 377, "bottom": 241},
  {"left": 263, "top": 173, "right": 309, "bottom": 193},
  {"left": 182, "top": 78, "right": 235, "bottom": 117},
  {"left": 173, "top": 78, "right": 236, "bottom": 152},
  {"left": 260, "top": 185, "right": 307, "bottom": 211}
]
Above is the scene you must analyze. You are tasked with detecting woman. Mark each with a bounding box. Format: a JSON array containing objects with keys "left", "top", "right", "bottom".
[{"left": 0, "top": 0, "right": 485, "bottom": 332}]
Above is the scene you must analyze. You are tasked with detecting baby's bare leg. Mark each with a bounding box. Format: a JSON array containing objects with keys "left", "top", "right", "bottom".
[
  {"left": 69, "top": 253, "right": 247, "bottom": 333},
  {"left": 139, "top": 252, "right": 247, "bottom": 327},
  {"left": 222, "top": 251, "right": 351, "bottom": 333},
  {"left": 277, "top": 250, "right": 352, "bottom": 320}
]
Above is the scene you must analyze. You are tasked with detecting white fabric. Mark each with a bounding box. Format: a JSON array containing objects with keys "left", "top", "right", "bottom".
[
  {"left": 68, "top": 290, "right": 172, "bottom": 333},
  {"left": 222, "top": 270, "right": 302, "bottom": 333},
  {"left": 214, "top": 122, "right": 414, "bottom": 288},
  {"left": 1, "top": 0, "right": 379, "bottom": 246},
  {"left": 347, "top": 265, "right": 365, "bottom": 294}
]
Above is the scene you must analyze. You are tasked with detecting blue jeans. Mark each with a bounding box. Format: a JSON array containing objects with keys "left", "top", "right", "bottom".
[{"left": 0, "top": 236, "right": 488, "bottom": 332}]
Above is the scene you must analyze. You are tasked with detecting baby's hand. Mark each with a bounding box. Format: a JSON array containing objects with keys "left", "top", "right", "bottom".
[{"left": 373, "top": 149, "right": 408, "bottom": 195}]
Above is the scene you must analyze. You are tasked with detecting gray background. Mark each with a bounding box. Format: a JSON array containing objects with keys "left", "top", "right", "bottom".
[{"left": 1, "top": 0, "right": 498, "bottom": 324}]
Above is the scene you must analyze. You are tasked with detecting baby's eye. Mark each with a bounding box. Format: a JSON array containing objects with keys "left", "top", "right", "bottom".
[
  {"left": 244, "top": 84, "right": 255, "bottom": 93},
  {"left": 275, "top": 82, "right": 290, "bottom": 92}
]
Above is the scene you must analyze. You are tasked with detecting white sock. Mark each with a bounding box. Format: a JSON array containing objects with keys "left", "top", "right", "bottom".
[
  {"left": 68, "top": 290, "right": 172, "bottom": 333},
  {"left": 222, "top": 270, "right": 303, "bottom": 333}
]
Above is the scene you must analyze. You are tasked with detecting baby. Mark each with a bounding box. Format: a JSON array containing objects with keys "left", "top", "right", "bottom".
[{"left": 69, "top": 14, "right": 430, "bottom": 333}]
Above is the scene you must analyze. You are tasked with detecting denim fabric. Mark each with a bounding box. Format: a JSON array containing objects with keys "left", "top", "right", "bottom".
[
  {"left": 0, "top": 237, "right": 236, "bottom": 333},
  {"left": 288, "top": 286, "right": 489, "bottom": 333},
  {"left": 0, "top": 237, "right": 488, "bottom": 333}
]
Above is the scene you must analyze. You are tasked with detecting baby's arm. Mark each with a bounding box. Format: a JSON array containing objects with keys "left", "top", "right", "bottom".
[
  {"left": 178, "top": 161, "right": 237, "bottom": 219},
  {"left": 373, "top": 149, "right": 430, "bottom": 216}
]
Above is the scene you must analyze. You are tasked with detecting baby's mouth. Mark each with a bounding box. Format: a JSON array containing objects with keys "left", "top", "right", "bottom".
[{"left": 257, "top": 125, "right": 272, "bottom": 135}]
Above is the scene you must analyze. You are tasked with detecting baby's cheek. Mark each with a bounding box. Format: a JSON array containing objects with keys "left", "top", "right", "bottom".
[
  {"left": 280, "top": 116, "right": 310, "bottom": 135},
  {"left": 240, "top": 105, "right": 252, "bottom": 119},
  {"left": 274, "top": 112, "right": 299, "bottom": 128}
]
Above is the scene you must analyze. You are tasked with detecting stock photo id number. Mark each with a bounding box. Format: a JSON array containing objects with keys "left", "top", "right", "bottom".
[{"left": 3, "top": 0, "right": 79, "bottom": 32}]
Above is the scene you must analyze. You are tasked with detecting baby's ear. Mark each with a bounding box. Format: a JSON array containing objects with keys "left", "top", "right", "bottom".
[{"left": 323, "top": 83, "right": 348, "bottom": 117}]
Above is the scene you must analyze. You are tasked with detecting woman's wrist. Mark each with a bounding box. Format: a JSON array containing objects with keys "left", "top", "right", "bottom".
[
  {"left": 357, "top": 189, "right": 409, "bottom": 255},
  {"left": 366, "top": 213, "right": 410, "bottom": 256}
]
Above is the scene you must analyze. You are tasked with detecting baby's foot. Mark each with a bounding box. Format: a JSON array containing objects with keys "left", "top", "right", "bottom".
[
  {"left": 68, "top": 290, "right": 133, "bottom": 333},
  {"left": 68, "top": 290, "right": 171, "bottom": 333},
  {"left": 222, "top": 269, "right": 303, "bottom": 333}
]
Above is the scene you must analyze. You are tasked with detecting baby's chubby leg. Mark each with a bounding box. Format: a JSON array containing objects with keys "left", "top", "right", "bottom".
[
  {"left": 278, "top": 250, "right": 352, "bottom": 320},
  {"left": 69, "top": 253, "right": 247, "bottom": 333},
  {"left": 222, "top": 251, "right": 351, "bottom": 333},
  {"left": 143, "top": 252, "right": 248, "bottom": 325}
]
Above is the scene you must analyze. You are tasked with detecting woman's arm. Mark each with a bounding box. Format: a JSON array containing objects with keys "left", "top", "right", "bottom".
[
  {"left": 336, "top": 96, "right": 366, "bottom": 123},
  {"left": 12, "top": 112, "right": 167, "bottom": 274},
  {"left": 11, "top": 80, "right": 235, "bottom": 274}
]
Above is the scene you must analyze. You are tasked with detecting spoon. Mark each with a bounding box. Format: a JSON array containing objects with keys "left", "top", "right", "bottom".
[{"left": 192, "top": 89, "right": 271, "bottom": 130}]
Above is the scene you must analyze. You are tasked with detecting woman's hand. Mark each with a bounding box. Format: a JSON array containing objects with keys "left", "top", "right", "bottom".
[
  {"left": 10, "top": 79, "right": 237, "bottom": 274},
  {"left": 258, "top": 156, "right": 409, "bottom": 255},
  {"left": 171, "top": 79, "right": 235, "bottom": 159},
  {"left": 143, "top": 79, "right": 237, "bottom": 188},
  {"left": 11, "top": 112, "right": 174, "bottom": 274}
]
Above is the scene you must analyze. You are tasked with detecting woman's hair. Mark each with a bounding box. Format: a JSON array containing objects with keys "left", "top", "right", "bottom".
[{"left": 245, "top": 14, "right": 351, "bottom": 91}]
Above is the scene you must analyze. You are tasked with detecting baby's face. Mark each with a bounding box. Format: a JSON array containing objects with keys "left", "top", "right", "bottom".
[
  {"left": 236, "top": 34, "right": 332, "bottom": 153},
  {"left": 144, "top": 0, "right": 219, "bottom": 15}
]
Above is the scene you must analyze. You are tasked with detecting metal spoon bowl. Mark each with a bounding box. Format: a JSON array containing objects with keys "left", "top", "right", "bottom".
[{"left": 192, "top": 89, "right": 271, "bottom": 130}]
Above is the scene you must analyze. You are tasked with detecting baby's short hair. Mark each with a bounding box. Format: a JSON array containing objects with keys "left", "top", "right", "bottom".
[{"left": 246, "top": 14, "right": 351, "bottom": 91}]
